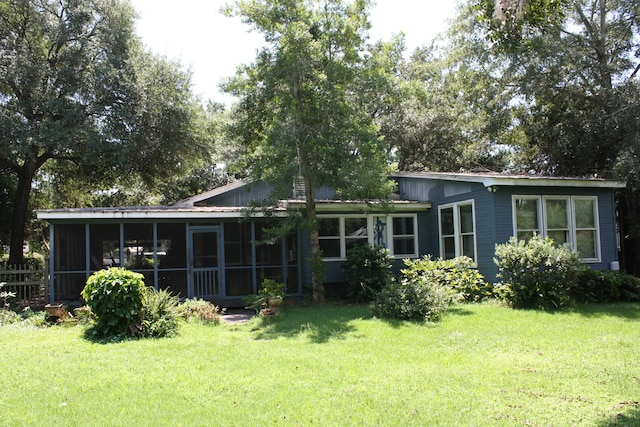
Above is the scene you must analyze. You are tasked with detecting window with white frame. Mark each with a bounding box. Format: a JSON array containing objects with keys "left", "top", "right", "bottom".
[
  {"left": 512, "top": 195, "right": 600, "bottom": 261},
  {"left": 439, "top": 201, "right": 476, "bottom": 261},
  {"left": 317, "top": 214, "right": 418, "bottom": 259}
]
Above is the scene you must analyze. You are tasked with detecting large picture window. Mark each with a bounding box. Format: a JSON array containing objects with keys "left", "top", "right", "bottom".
[
  {"left": 439, "top": 201, "right": 476, "bottom": 261},
  {"left": 317, "top": 214, "right": 418, "bottom": 260},
  {"left": 513, "top": 196, "right": 600, "bottom": 261}
]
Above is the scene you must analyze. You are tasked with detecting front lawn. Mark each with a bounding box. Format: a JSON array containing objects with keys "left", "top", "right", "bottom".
[{"left": 1, "top": 303, "right": 639, "bottom": 426}]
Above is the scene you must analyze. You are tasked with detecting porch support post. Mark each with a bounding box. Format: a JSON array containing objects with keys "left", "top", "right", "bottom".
[
  {"left": 153, "top": 223, "right": 159, "bottom": 290},
  {"left": 48, "top": 224, "right": 55, "bottom": 304},
  {"left": 85, "top": 224, "right": 90, "bottom": 279}
]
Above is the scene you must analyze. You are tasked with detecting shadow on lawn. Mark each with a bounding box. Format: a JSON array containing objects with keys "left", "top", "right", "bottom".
[
  {"left": 570, "top": 303, "right": 640, "bottom": 320},
  {"left": 250, "top": 303, "right": 374, "bottom": 344},
  {"left": 597, "top": 401, "right": 640, "bottom": 427},
  {"left": 377, "top": 305, "right": 475, "bottom": 329}
]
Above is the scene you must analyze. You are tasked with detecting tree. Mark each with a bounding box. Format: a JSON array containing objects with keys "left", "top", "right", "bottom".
[
  {"left": 473, "top": 0, "right": 640, "bottom": 272},
  {"left": 0, "top": 0, "right": 209, "bottom": 265},
  {"left": 222, "top": 0, "right": 395, "bottom": 301},
  {"left": 375, "top": 5, "right": 522, "bottom": 173}
]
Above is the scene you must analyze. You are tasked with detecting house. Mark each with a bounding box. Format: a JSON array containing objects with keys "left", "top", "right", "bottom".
[{"left": 37, "top": 172, "right": 626, "bottom": 305}]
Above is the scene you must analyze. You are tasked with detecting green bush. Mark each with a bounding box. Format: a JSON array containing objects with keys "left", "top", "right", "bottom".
[
  {"left": 178, "top": 298, "right": 224, "bottom": 324},
  {"left": 0, "top": 308, "right": 20, "bottom": 325},
  {"left": 494, "top": 235, "right": 582, "bottom": 309},
  {"left": 402, "top": 256, "right": 491, "bottom": 302},
  {"left": 73, "top": 306, "right": 97, "bottom": 325},
  {"left": 342, "top": 245, "right": 393, "bottom": 302},
  {"left": 373, "top": 276, "right": 459, "bottom": 322},
  {"left": 81, "top": 268, "right": 147, "bottom": 338},
  {"left": 139, "top": 288, "right": 181, "bottom": 338},
  {"left": 373, "top": 257, "right": 462, "bottom": 322},
  {"left": 572, "top": 268, "right": 640, "bottom": 303}
]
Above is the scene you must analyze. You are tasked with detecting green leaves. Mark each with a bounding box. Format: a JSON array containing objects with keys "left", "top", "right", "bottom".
[
  {"left": 494, "top": 235, "right": 582, "bottom": 309},
  {"left": 81, "top": 268, "right": 146, "bottom": 337}
]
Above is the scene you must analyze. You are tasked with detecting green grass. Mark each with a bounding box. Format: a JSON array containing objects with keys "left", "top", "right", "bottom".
[{"left": 1, "top": 302, "right": 639, "bottom": 426}]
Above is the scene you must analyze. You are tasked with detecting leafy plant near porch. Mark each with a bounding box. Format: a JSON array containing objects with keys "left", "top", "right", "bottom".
[
  {"left": 245, "top": 278, "right": 286, "bottom": 314},
  {"left": 342, "top": 245, "right": 393, "bottom": 302},
  {"left": 139, "top": 288, "right": 181, "bottom": 338},
  {"left": 81, "top": 268, "right": 147, "bottom": 338},
  {"left": 177, "top": 299, "right": 224, "bottom": 324}
]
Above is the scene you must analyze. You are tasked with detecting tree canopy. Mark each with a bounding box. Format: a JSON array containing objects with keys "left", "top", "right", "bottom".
[
  {"left": 222, "top": 0, "right": 395, "bottom": 300},
  {"left": 0, "top": 0, "right": 210, "bottom": 264}
]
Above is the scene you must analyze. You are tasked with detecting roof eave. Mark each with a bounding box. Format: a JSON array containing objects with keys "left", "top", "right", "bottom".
[{"left": 393, "top": 172, "right": 627, "bottom": 189}]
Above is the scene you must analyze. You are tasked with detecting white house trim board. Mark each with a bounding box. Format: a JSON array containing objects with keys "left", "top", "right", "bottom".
[
  {"left": 36, "top": 206, "right": 288, "bottom": 221},
  {"left": 393, "top": 172, "right": 626, "bottom": 189}
]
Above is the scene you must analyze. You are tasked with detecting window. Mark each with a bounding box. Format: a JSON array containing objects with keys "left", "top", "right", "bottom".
[
  {"left": 574, "top": 198, "right": 598, "bottom": 259},
  {"left": 344, "top": 217, "right": 368, "bottom": 252},
  {"left": 391, "top": 216, "right": 416, "bottom": 257},
  {"left": 318, "top": 214, "right": 418, "bottom": 259},
  {"left": 318, "top": 217, "right": 341, "bottom": 259},
  {"left": 514, "top": 197, "right": 540, "bottom": 240},
  {"left": 439, "top": 201, "right": 476, "bottom": 261},
  {"left": 513, "top": 196, "right": 600, "bottom": 261}
]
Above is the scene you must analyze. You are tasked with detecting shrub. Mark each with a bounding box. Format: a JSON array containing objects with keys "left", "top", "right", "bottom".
[
  {"left": 0, "top": 308, "right": 20, "bottom": 325},
  {"left": 178, "top": 299, "right": 224, "bottom": 324},
  {"left": 81, "top": 268, "right": 147, "bottom": 337},
  {"left": 402, "top": 256, "right": 491, "bottom": 302},
  {"left": 73, "top": 306, "right": 97, "bottom": 325},
  {"left": 373, "top": 276, "right": 459, "bottom": 322},
  {"left": 342, "top": 245, "right": 393, "bottom": 302},
  {"left": 572, "top": 268, "right": 640, "bottom": 303},
  {"left": 245, "top": 278, "right": 287, "bottom": 313},
  {"left": 139, "top": 288, "right": 181, "bottom": 338},
  {"left": 373, "top": 257, "right": 464, "bottom": 322},
  {"left": 494, "top": 235, "right": 582, "bottom": 309}
]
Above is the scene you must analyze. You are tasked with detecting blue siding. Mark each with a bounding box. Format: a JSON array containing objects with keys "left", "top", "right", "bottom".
[{"left": 200, "top": 176, "right": 622, "bottom": 286}]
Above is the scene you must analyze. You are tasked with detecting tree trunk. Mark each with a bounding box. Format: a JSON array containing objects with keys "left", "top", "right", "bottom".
[
  {"left": 8, "top": 164, "right": 37, "bottom": 266},
  {"left": 297, "top": 145, "right": 324, "bottom": 302}
]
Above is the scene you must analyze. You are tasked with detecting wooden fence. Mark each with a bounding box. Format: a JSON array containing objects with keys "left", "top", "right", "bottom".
[{"left": 0, "top": 264, "right": 48, "bottom": 308}]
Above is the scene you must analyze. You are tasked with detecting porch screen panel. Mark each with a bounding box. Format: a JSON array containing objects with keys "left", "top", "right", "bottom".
[
  {"left": 157, "top": 223, "right": 187, "bottom": 297},
  {"left": 53, "top": 224, "right": 87, "bottom": 301},
  {"left": 54, "top": 224, "right": 85, "bottom": 272},
  {"left": 89, "top": 224, "right": 120, "bottom": 270},
  {"left": 224, "top": 222, "right": 253, "bottom": 296},
  {"left": 124, "top": 224, "right": 155, "bottom": 285},
  {"left": 286, "top": 232, "right": 299, "bottom": 294},
  {"left": 255, "top": 223, "right": 284, "bottom": 282}
]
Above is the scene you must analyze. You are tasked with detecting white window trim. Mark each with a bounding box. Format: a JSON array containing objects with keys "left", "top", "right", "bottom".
[
  {"left": 512, "top": 195, "right": 601, "bottom": 263},
  {"left": 317, "top": 214, "right": 418, "bottom": 260},
  {"left": 388, "top": 214, "right": 419, "bottom": 259},
  {"left": 438, "top": 200, "right": 477, "bottom": 262}
]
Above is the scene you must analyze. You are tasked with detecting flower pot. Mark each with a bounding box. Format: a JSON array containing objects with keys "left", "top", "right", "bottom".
[
  {"left": 268, "top": 296, "right": 283, "bottom": 307},
  {"left": 267, "top": 296, "right": 283, "bottom": 314},
  {"left": 45, "top": 303, "right": 67, "bottom": 319}
]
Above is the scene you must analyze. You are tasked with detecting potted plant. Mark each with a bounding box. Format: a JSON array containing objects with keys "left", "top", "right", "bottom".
[
  {"left": 260, "top": 278, "right": 286, "bottom": 308},
  {"left": 244, "top": 278, "right": 287, "bottom": 315}
]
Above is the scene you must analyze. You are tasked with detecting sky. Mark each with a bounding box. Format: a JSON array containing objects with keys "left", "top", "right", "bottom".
[{"left": 130, "top": 0, "right": 459, "bottom": 104}]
